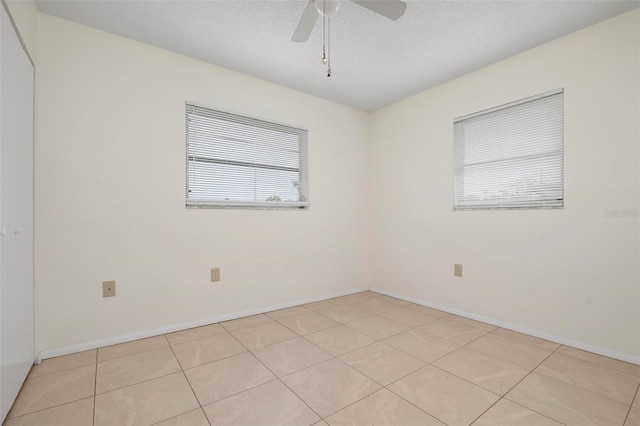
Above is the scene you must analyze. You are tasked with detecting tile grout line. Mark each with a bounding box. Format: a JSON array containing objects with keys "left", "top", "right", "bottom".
[
  {"left": 407, "top": 324, "right": 532, "bottom": 392},
  {"left": 336, "top": 306, "right": 442, "bottom": 342},
  {"left": 4, "top": 396, "right": 96, "bottom": 424},
  {"left": 427, "top": 362, "right": 511, "bottom": 421},
  {"left": 622, "top": 382, "right": 640, "bottom": 426},
  {"left": 276, "top": 317, "right": 339, "bottom": 337},
  {"left": 95, "top": 370, "right": 186, "bottom": 395},
  {"left": 314, "top": 357, "right": 386, "bottom": 422},
  {"left": 517, "top": 368, "right": 640, "bottom": 415},
  {"left": 458, "top": 345, "right": 534, "bottom": 371},
  {"left": 340, "top": 310, "right": 488, "bottom": 369},
  {"left": 194, "top": 326, "right": 321, "bottom": 422},
  {"left": 373, "top": 315, "right": 564, "bottom": 426},
  {"left": 1, "top": 295, "right": 444, "bottom": 424},
  {"left": 166, "top": 324, "right": 247, "bottom": 425},
  {"left": 486, "top": 327, "right": 561, "bottom": 352},
  {"left": 120, "top": 295, "right": 631, "bottom": 425},
  {"left": 163, "top": 335, "right": 209, "bottom": 425},
  {"left": 285, "top": 300, "right": 502, "bottom": 424},
  {"left": 94, "top": 334, "right": 171, "bottom": 364},
  {"left": 501, "top": 399, "right": 570, "bottom": 426},
  {"left": 26, "top": 292, "right": 636, "bottom": 426},
  {"left": 364, "top": 345, "right": 458, "bottom": 425},
  {"left": 92, "top": 348, "right": 98, "bottom": 426},
  {"left": 147, "top": 408, "right": 204, "bottom": 426},
  {"left": 259, "top": 357, "right": 326, "bottom": 423},
  {"left": 219, "top": 312, "right": 283, "bottom": 333},
  {"left": 468, "top": 341, "right": 565, "bottom": 426},
  {"left": 26, "top": 361, "right": 97, "bottom": 380},
  {"left": 194, "top": 332, "right": 262, "bottom": 424},
  {"left": 364, "top": 298, "right": 568, "bottom": 425},
  {"left": 276, "top": 378, "right": 324, "bottom": 424},
  {"left": 382, "top": 381, "right": 449, "bottom": 426},
  {"left": 233, "top": 294, "right": 398, "bottom": 423},
  {"left": 553, "top": 344, "right": 640, "bottom": 378},
  {"left": 526, "top": 352, "right": 640, "bottom": 407},
  {"left": 5, "top": 362, "right": 97, "bottom": 421},
  {"left": 302, "top": 314, "right": 452, "bottom": 424},
  {"left": 242, "top": 322, "right": 358, "bottom": 423},
  {"left": 93, "top": 338, "right": 183, "bottom": 394}
]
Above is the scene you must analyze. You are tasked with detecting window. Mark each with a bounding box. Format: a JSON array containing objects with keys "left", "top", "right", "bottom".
[
  {"left": 454, "top": 89, "right": 564, "bottom": 210},
  {"left": 186, "top": 104, "right": 309, "bottom": 209}
]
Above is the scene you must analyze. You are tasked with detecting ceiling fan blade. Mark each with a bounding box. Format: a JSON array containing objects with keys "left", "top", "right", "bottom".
[
  {"left": 350, "top": 0, "right": 407, "bottom": 20},
  {"left": 292, "top": 0, "right": 318, "bottom": 42}
]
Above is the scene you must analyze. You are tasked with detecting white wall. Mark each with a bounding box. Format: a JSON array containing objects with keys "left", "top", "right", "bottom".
[
  {"left": 3, "top": 0, "right": 36, "bottom": 61},
  {"left": 31, "top": 8, "right": 640, "bottom": 361},
  {"left": 35, "top": 14, "right": 370, "bottom": 353},
  {"left": 370, "top": 10, "right": 640, "bottom": 359}
]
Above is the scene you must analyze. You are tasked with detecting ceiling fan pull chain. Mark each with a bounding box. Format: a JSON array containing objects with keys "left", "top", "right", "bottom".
[
  {"left": 321, "top": 2, "right": 328, "bottom": 65},
  {"left": 327, "top": 16, "right": 331, "bottom": 77}
]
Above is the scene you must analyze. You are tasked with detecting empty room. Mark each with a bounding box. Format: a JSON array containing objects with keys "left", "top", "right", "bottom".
[{"left": 1, "top": 0, "right": 639, "bottom": 425}]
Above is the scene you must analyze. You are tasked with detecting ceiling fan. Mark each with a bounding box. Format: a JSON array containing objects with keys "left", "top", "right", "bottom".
[{"left": 292, "top": 0, "right": 408, "bottom": 43}]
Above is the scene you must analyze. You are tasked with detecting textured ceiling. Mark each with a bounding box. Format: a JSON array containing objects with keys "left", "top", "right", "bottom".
[{"left": 36, "top": 0, "right": 639, "bottom": 111}]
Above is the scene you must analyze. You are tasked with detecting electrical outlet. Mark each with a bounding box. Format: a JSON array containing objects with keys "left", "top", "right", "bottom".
[
  {"left": 454, "top": 264, "right": 463, "bottom": 277},
  {"left": 103, "top": 280, "right": 116, "bottom": 297},
  {"left": 210, "top": 268, "right": 221, "bottom": 282}
]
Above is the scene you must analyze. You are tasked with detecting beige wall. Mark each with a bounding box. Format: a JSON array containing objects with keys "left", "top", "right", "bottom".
[
  {"left": 3, "top": 0, "right": 37, "bottom": 61},
  {"left": 370, "top": 10, "right": 640, "bottom": 360},
  {"left": 35, "top": 14, "right": 371, "bottom": 352},
  {"left": 23, "top": 6, "right": 640, "bottom": 361}
]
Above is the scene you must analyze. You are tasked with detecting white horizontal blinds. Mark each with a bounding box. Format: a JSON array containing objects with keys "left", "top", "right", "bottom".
[
  {"left": 186, "top": 104, "right": 309, "bottom": 207},
  {"left": 454, "top": 90, "right": 564, "bottom": 209}
]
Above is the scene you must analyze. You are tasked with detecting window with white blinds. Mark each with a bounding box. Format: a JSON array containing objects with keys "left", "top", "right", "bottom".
[
  {"left": 454, "top": 89, "right": 564, "bottom": 210},
  {"left": 186, "top": 104, "right": 309, "bottom": 208}
]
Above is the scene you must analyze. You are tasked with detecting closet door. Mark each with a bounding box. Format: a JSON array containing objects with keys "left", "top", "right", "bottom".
[{"left": 0, "top": 5, "right": 35, "bottom": 422}]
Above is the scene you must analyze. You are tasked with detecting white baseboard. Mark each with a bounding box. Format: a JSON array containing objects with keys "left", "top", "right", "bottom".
[
  {"left": 36, "top": 287, "right": 368, "bottom": 362},
  {"left": 369, "top": 287, "right": 640, "bottom": 366}
]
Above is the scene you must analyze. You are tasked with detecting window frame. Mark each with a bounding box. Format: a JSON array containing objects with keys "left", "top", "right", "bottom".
[
  {"left": 453, "top": 89, "right": 564, "bottom": 211},
  {"left": 185, "top": 103, "right": 310, "bottom": 210}
]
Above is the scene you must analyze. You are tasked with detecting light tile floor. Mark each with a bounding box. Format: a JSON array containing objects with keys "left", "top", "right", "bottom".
[{"left": 4, "top": 291, "right": 640, "bottom": 426}]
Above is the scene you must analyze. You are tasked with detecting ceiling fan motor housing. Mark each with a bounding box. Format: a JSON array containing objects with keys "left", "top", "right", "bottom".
[{"left": 315, "top": 0, "right": 341, "bottom": 17}]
